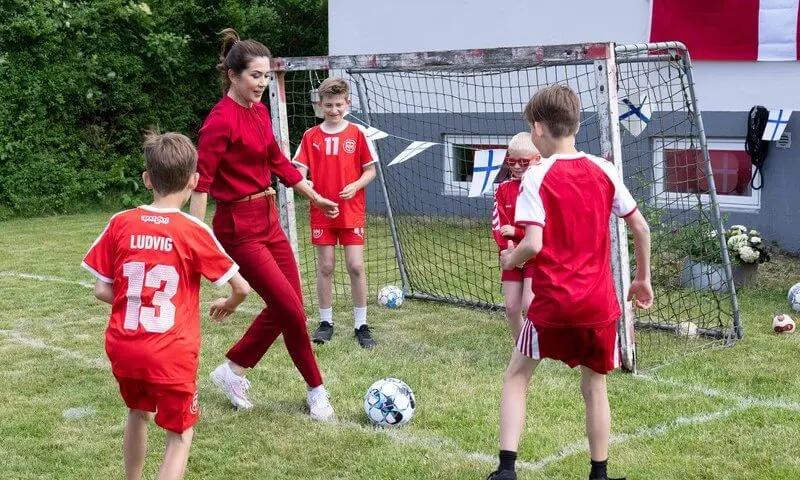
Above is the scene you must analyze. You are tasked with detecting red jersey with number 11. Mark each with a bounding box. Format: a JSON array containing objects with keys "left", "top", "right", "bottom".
[
  {"left": 81, "top": 206, "right": 238, "bottom": 384},
  {"left": 292, "top": 122, "right": 377, "bottom": 228}
]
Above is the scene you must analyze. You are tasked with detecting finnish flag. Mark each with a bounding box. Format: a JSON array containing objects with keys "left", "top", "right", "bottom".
[
  {"left": 619, "top": 91, "right": 651, "bottom": 137},
  {"left": 762, "top": 109, "right": 792, "bottom": 141},
  {"left": 468, "top": 149, "right": 506, "bottom": 197}
]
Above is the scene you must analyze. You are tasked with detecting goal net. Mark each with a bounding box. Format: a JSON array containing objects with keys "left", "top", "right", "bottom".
[{"left": 269, "top": 42, "right": 741, "bottom": 371}]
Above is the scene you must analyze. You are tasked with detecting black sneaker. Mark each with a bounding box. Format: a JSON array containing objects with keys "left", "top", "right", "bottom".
[
  {"left": 354, "top": 325, "right": 377, "bottom": 349},
  {"left": 312, "top": 322, "right": 334, "bottom": 344},
  {"left": 487, "top": 470, "right": 516, "bottom": 480},
  {"left": 590, "top": 476, "right": 626, "bottom": 480}
]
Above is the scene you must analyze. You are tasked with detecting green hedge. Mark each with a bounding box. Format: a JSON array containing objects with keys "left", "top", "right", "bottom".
[{"left": 0, "top": 0, "right": 326, "bottom": 218}]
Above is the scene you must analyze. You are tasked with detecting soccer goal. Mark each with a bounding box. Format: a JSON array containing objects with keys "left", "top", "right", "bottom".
[{"left": 268, "top": 42, "right": 741, "bottom": 372}]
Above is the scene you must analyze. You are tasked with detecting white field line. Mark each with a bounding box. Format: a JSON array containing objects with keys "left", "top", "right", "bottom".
[
  {"left": 4, "top": 270, "right": 799, "bottom": 471},
  {"left": 0, "top": 270, "right": 265, "bottom": 318},
  {"left": 0, "top": 330, "right": 109, "bottom": 369},
  {"left": 635, "top": 373, "right": 800, "bottom": 412},
  {"left": 0, "top": 271, "right": 94, "bottom": 288}
]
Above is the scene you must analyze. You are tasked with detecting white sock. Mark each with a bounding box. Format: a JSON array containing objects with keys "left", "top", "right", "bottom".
[
  {"left": 319, "top": 307, "right": 333, "bottom": 325},
  {"left": 308, "top": 385, "right": 326, "bottom": 394},
  {"left": 354, "top": 306, "right": 367, "bottom": 330}
]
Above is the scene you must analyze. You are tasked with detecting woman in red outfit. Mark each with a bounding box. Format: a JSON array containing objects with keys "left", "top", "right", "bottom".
[{"left": 190, "top": 29, "right": 338, "bottom": 420}]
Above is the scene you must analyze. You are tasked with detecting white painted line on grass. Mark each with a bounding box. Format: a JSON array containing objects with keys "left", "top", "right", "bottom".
[
  {"left": 635, "top": 374, "right": 800, "bottom": 412},
  {"left": 0, "top": 330, "right": 109, "bottom": 369},
  {"left": 0, "top": 271, "right": 93, "bottom": 288}
]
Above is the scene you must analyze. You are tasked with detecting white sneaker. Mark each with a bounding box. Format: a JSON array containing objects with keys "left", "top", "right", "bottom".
[
  {"left": 307, "top": 387, "right": 335, "bottom": 421},
  {"left": 210, "top": 363, "right": 254, "bottom": 410}
]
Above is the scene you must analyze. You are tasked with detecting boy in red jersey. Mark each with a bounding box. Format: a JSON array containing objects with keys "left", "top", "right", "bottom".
[
  {"left": 492, "top": 132, "right": 541, "bottom": 341},
  {"left": 293, "top": 77, "right": 379, "bottom": 348},
  {"left": 82, "top": 132, "right": 249, "bottom": 480},
  {"left": 486, "top": 85, "right": 653, "bottom": 480}
]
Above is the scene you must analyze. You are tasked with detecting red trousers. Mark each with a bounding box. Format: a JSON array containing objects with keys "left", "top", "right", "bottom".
[{"left": 212, "top": 196, "right": 323, "bottom": 387}]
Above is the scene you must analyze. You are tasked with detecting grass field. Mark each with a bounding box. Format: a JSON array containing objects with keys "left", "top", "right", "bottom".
[{"left": 1, "top": 210, "right": 800, "bottom": 479}]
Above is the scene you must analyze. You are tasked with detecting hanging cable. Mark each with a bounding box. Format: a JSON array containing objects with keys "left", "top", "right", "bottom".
[{"left": 745, "top": 106, "right": 769, "bottom": 191}]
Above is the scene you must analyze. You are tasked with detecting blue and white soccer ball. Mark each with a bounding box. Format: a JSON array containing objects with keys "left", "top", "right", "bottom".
[
  {"left": 788, "top": 282, "right": 800, "bottom": 312},
  {"left": 377, "top": 285, "right": 404, "bottom": 308},
  {"left": 364, "top": 377, "right": 416, "bottom": 427}
]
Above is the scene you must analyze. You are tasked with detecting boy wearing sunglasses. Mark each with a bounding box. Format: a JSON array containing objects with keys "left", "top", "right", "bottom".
[{"left": 492, "top": 132, "right": 541, "bottom": 341}]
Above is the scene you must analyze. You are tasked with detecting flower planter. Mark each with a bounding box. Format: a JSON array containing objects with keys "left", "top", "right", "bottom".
[
  {"left": 680, "top": 259, "right": 727, "bottom": 292},
  {"left": 731, "top": 262, "right": 758, "bottom": 287}
]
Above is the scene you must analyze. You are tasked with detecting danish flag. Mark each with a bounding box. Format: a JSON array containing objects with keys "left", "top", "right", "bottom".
[{"left": 650, "top": 0, "right": 800, "bottom": 61}]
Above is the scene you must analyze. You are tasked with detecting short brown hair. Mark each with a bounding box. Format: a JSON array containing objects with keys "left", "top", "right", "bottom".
[
  {"left": 524, "top": 84, "right": 581, "bottom": 138},
  {"left": 317, "top": 77, "right": 349, "bottom": 100},
  {"left": 142, "top": 131, "right": 197, "bottom": 195}
]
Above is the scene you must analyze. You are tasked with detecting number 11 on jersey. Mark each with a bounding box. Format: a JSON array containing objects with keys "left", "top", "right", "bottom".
[{"left": 324, "top": 136, "right": 339, "bottom": 155}]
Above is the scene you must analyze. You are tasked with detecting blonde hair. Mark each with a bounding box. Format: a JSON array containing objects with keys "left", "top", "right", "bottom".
[
  {"left": 524, "top": 84, "right": 581, "bottom": 138},
  {"left": 317, "top": 77, "right": 349, "bottom": 100},
  {"left": 142, "top": 131, "right": 197, "bottom": 195},
  {"left": 507, "top": 132, "right": 539, "bottom": 157}
]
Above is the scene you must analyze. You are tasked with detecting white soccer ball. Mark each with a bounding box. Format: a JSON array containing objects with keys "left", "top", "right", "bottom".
[
  {"left": 363, "top": 377, "right": 416, "bottom": 427},
  {"left": 772, "top": 314, "right": 796, "bottom": 334},
  {"left": 377, "top": 285, "right": 404, "bottom": 308},
  {"left": 788, "top": 283, "right": 800, "bottom": 312},
  {"left": 676, "top": 321, "right": 699, "bottom": 340}
]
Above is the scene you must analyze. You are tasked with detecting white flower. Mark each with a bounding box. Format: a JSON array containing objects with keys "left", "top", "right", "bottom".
[
  {"left": 749, "top": 229, "right": 760, "bottom": 236},
  {"left": 738, "top": 245, "right": 760, "bottom": 263},
  {"left": 749, "top": 236, "right": 762, "bottom": 245},
  {"left": 138, "top": 2, "right": 151, "bottom": 15},
  {"left": 727, "top": 234, "right": 748, "bottom": 251},
  {"left": 707, "top": 230, "right": 719, "bottom": 239},
  {"left": 730, "top": 225, "right": 747, "bottom": 233}
]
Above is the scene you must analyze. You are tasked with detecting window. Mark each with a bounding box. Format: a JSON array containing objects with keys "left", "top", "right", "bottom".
[
  {"left": 652, "top": 138, "right": 760, "bottom": 211},
  {"left": 443, "top": 135, "right": 511, "bottom": 196}
]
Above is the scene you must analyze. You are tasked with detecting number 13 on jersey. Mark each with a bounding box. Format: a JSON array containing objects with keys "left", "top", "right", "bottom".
[{"left": 122, "top": 262, "right": 179, "bottom": 333}]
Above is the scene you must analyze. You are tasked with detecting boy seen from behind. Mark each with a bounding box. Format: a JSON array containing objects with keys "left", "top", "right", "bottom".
[
  {"left": 82, "top": 132, "right": 250, "bottom": 480},
  {"left": 486, "top": 85, "right": 653, "bottom": 480}
]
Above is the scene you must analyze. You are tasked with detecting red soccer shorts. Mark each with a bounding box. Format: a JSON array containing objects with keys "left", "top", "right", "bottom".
[
  {"left": 515, "top": 320, "right": 620, "bottom": 374},
  {"left": 311, "top": 227, "right": 365, "bottom": 246},
  {"left": 115, "top": 377, "right": 199, "bottom": 433},
  {"left": 501, "top": 264, "right": 535, "bottom": 282}
]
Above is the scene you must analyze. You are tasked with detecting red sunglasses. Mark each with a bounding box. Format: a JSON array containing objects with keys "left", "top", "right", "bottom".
[{"left": 504, "top": 157, "right": 532, "bottom": 167}]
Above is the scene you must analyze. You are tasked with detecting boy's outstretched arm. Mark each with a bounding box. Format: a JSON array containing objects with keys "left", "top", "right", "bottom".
[
  {"left": 209, "top": 273, "right": 250, "bottom": 321},
  {"left": 340, "top": 164, "right": 377, "bottom": 199},
  {"left": 93, "top": 280, "right": 114, "bottom": 305},
  {"left": 624, "top": 209, "right": 653, "bottom": 309},
  {"left": 500, "top": 225, "right": 542, "bottom": 270}
]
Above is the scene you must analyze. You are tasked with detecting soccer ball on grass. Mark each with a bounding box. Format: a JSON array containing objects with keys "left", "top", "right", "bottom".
[
  {"left": 363, "top": 377, "right": 416, "bottom": 427},
  {"left": 772, "top": 314, "right": 796, "bottom": 333},
  {"left": 378, "top": 285, "right": 404, "bottom": 308},
  {"left": 787, "top": 283, "right": 800, "bottom": 312}
]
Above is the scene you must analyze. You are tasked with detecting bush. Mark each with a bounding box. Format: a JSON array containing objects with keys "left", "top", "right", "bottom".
[{"left": 0, "top": 0, "right": 327, "bottom": 217}]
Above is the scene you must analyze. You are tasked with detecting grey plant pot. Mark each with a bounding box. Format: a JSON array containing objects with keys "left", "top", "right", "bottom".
[
  {"left": 732, "top": 262, "right": 759, "bottom": 287},
  {"left": 680, "top": 259, "right": 728, "bottom": 292}
]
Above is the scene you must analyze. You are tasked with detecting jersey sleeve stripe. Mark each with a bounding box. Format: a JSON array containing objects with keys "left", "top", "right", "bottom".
[
  {"left": 81, "top": 261, "right": 113, "bottom": 284},
  {"left": 517, "top": 221, "right": 545, "bottom": 227},
  {"left": 362, "top": 159, "right": 378, "bottom": 167},
  {"left": 292, "top": 159, "right": 309, "bottom": 168},
  {"left": 87, "top": 209, "right": 130, "bottom": 250},
  {"left": 178, "top": 212, "right": 234, "bottom": 261},
  {"left": 212, "top": 264, "right": 240, "bottom": 287},
  {"left": 620, "top": 205, "right": 638, "bottom": 218}
]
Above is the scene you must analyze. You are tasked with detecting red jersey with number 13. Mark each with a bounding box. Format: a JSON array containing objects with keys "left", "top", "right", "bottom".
[
  {"left": 292, "top": 122, "right": 377, "bottom": 228},
  {"left": 81, "top": 206, "right": 238, "bottom": 384}
]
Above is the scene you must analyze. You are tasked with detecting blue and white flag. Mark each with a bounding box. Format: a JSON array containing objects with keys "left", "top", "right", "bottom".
[
  {"left": 619, "top": 91, "right": 651, "bottom": 137},
  {"left": 388, "top": 141, "right": 437, "bottom": 166},
  {"left": 468, "top": 149, "right": 506, "bottom": 197},
  {"left": 762, "top": 109, "right": 792, "bottom": 141}
]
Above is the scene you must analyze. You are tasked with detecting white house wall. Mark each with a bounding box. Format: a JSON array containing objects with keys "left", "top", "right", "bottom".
[{"left": 330, "top": 0, "right": 800, "bottom": 111}]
